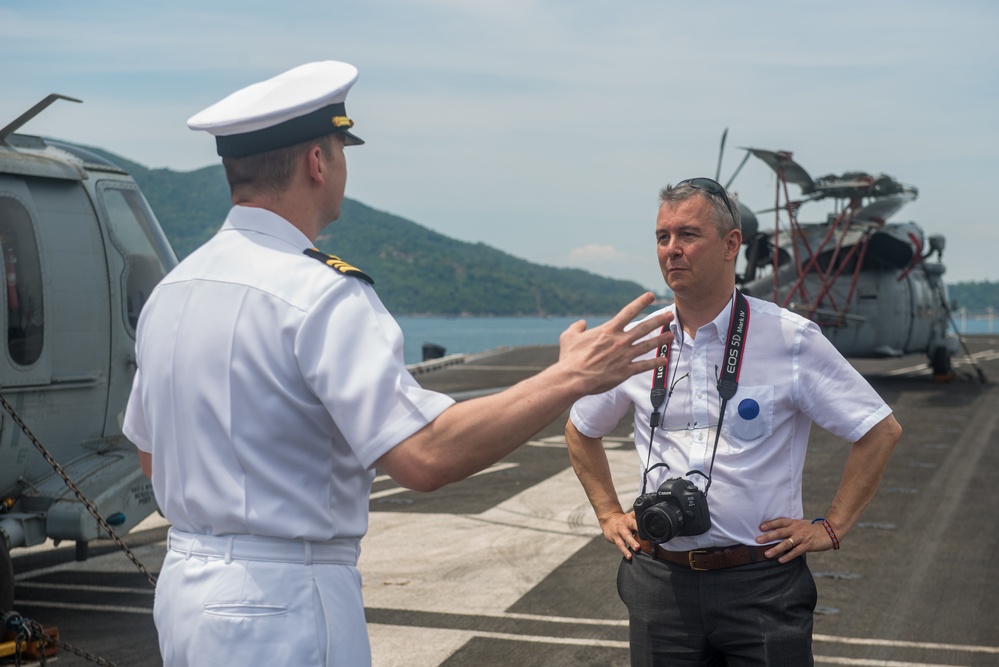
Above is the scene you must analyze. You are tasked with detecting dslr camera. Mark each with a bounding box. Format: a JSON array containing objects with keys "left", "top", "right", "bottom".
[{"left": 633, "top": 477, "right": 711, "bottom": 544}]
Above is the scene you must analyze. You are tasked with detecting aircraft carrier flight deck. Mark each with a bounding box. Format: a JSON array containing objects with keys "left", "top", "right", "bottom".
[{"left": 9, "top": 336, "right": 999, "bottom": 666}]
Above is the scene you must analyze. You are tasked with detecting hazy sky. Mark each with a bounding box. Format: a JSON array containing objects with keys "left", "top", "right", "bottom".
[{"left": 3, "top": 1, "right": 997, "bottom": 291}]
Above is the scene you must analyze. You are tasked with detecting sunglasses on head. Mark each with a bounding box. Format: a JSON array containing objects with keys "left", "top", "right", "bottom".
[{"left": 675, "top": 177, "right": 738, "bottom": 225}]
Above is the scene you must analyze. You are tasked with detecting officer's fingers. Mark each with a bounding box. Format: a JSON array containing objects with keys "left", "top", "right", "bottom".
[
  {"left": 555, "top": 321, "right": 589, "bottom": 361},
  {"left": 603, "top": 292, "right": 657, "bottom": 329},
  {"left": 627, "top": 330, "right": 675, "bottom": 367},
  {"left": 624, "top": 309, "right": 674, "bottom": 343}
]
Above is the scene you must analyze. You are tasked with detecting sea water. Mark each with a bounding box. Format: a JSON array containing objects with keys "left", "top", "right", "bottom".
[
  {"left": 396, "top": 315, "right": 611, "bottom": 365},
  {"left": 395, "top": 314, "right": 997, "bottom": 366}
]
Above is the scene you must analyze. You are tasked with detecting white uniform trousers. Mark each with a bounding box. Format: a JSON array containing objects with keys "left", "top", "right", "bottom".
[{"left": 155, "top": 528, "right": 369, "bottom": 666}]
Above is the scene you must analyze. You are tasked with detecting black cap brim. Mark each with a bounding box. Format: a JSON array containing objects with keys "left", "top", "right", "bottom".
[
  {"left": 341, "top": 129, "right": 364, "bottom": 146},
  {"left": 215, "top": 102, "right": 363, "bottom": 157}
]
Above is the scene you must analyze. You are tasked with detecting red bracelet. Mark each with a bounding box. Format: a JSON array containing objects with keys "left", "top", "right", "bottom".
[{"left": 812, "top": 517, "right": 840, "bottom": 550}]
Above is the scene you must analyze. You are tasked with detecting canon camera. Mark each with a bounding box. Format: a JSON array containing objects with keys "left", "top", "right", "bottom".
[{"left": 633, "top": 477, "right": 711, "bottom": 544}]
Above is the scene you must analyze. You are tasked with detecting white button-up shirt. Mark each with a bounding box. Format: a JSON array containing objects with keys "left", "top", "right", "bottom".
[
  {"left": 569, "top": 292, "right": 891, "bottom": 551},
  {"left": 124, "top": 206, "right": 454, "bottom": 541}
]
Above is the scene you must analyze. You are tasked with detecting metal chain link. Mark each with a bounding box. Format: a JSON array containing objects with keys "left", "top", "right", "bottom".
[
  {"left": 0, "top": 392, "right": 157, "bottom": 587},
  {"left": 5, "top": 612, "right": 119, "bottom": 667}
]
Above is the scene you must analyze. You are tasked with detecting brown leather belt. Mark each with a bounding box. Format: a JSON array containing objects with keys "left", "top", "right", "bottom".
[{"left": 637, "top": 541, "right": 772, "bottom": 571}]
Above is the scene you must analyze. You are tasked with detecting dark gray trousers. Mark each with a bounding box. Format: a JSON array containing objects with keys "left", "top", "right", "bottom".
[{"left": 617, "top": 551, "right": 816, "bottom": 666}]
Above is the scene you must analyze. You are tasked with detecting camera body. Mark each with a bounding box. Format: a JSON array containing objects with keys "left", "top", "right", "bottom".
[{"left": 633, "top": 477, "right": 711, "bottom": 544}]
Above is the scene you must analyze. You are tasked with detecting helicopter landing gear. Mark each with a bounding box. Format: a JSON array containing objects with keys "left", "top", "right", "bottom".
[{"left": 931, "top": 346, "right": 955, "bottom": 382}]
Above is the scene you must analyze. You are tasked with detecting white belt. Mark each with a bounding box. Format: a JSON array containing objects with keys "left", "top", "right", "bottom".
[{"left": 167, "top": 528, "right": 360, "bottom": 565}]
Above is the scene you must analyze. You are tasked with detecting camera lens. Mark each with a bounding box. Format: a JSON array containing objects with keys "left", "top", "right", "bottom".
[{"left": 638, "top": 504, "right": 684, "bottom": 544}]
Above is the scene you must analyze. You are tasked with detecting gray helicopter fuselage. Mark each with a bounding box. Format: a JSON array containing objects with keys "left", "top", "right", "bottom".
[
  {"left": 721, "top": 142, "right": 960, "bottom": 375},
  {"left": 740, "top": 219, "right": 953, "bottom": 361},
  {"left": 0, "top": 133, "right": 175, "bottom": 568}
]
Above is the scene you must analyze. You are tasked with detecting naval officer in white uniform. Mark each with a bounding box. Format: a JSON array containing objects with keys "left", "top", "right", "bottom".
[{"left": 123, "top": 60, "right": 676, "bottom": 666}]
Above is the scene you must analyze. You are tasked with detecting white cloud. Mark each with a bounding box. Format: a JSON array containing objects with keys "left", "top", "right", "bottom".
[{"left": 567, "top": 244, "right": 627, "bottom": 263}]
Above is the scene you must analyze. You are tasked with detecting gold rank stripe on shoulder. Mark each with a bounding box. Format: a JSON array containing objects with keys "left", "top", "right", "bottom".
[{"left": 303, "top": 248, "right": 374, "bottom": 285}]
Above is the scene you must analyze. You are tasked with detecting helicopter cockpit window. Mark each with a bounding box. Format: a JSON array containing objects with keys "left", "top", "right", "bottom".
[
  {"left": 98, "top": 184, "right": 178, "bottom": 335},
  {"left": 0, "top": 196, "right": 45, "bottom": 366}
]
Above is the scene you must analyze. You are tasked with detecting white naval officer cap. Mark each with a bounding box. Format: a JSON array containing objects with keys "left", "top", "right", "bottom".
[{"left": 187, "top": 61, "right": 364, "bottom": 158}]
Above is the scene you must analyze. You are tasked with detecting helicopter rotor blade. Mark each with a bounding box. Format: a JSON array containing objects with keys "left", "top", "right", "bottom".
[
  {"left": 752, "top": 193, "right": 825, "bottom": 215},
  {"left": 0, "top": 94, "right": 82, "bottom": 143},
  {"left": 715, "top": 128, "right": 728, "bottom": 182},
  {"left": 724, "top": 151, "right": 752, "bottom": 190}
]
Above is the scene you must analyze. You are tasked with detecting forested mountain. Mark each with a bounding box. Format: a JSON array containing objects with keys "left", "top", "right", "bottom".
[
  {"left": 85, "top": 147, "right": 998, "bottom": 316},
  {"left": 948, "top": 281, "right": 999, "bottom": 314},
  {"left": 86, "top": 148, "right": 648, "bottom": 316}
]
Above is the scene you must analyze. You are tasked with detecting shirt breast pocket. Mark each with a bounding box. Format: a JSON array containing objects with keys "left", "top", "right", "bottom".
[{"left": 726, "top": 385, "right": 774, "bottom": 441}]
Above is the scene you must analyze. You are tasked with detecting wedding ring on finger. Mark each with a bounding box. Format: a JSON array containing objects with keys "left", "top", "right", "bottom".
[{"left": 786, "top": 537, "right": 795, "bottom": 548}]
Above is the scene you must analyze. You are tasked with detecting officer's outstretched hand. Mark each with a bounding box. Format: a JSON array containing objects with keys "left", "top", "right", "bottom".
[{"left": 558, "top": 292, "right": 674, "bottom": 396}]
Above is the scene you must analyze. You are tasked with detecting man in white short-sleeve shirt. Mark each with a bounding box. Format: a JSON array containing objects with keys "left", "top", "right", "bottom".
[
  {"left": 565, "top": 178, "right": 902, "bottom": 666},
  {"left": 123, "top": 61, "right": 675, "bottom": 667}
]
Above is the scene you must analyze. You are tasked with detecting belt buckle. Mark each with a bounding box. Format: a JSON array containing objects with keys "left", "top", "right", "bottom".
[{"left": 688, "top": 549, "right": 710, "bottom": 571}]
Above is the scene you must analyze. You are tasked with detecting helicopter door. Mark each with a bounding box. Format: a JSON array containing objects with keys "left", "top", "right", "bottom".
[{"left": 94, "top": 182, "right": 176, "bottom": 437}]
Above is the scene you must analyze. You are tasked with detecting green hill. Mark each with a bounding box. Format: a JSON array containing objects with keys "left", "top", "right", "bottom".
[
  {"left": 85, "top": 147, "right": 648, "bottom": 316},
  {"left": 82, "top": 147, "right": 998, "bottom": 317},
  {"left": 948, "top": 281, "right": 999, "bottom": 314}
]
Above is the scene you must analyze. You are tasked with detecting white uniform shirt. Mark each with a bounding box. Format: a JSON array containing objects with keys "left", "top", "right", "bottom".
[
  {"left": 123, "top": 206, "right": 454, "bottom": 541},
  {"left": 569, "top": 292, "right": 891, "bottom": 551}
]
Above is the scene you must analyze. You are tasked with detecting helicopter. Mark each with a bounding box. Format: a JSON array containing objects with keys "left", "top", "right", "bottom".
[
  {"left": 0, "top": 94, "right": 175, "bottom": 612},
  {"left": 711, "top": 131, "right": 972, "bottom": 381}
]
